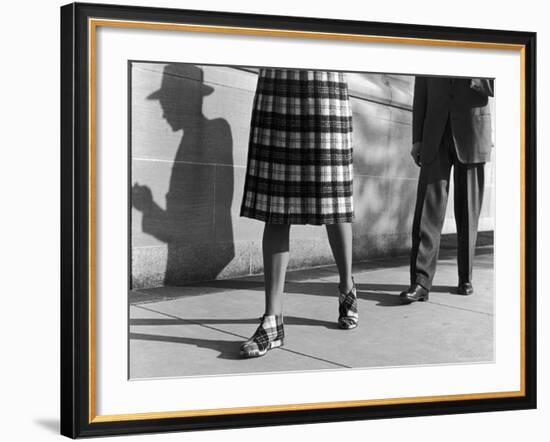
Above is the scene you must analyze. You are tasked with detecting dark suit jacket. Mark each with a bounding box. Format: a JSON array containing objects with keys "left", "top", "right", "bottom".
[{"left": 413, "top": 77, "right": 494, "bottom": 164}]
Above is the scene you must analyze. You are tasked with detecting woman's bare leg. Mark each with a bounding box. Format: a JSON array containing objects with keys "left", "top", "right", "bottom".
[
  {"left": 263, "top": 223, "right": 291, "bottom": 316},
  {"left": 326, "top": 223, "right": 354, "bottom": 292}
]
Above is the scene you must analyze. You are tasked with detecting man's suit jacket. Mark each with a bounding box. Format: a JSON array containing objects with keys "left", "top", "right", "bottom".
[{"left": 412, "top": 77, "right": 494, "bottom": 165}]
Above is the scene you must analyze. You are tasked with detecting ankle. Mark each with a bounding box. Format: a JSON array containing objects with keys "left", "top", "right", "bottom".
[
  {"left": 264, "top": 309, "right": 283, "bottom": 318},
  {"left": 338, "top": 278, "right": 355, "bottom": 294}
]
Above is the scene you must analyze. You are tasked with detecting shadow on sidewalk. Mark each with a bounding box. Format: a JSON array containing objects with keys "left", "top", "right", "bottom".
[
  {"left": 130, "top": 314, "right": 341, "bottom": 360},
  {"left": 133, "top": 280, "right": 466, "bottom": 307},
  {"left": 131, "top": 313, "right": 338, "bottom": 330},
  {"left": 130, "top": 332, "right": 243, "bottom": 360},
  {"left": 130, "top": 245, "right": 493, "bottom": 306}
]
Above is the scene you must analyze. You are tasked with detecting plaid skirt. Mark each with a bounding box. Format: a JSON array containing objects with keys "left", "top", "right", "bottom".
[{"left": 240, "top": 68, "right": 354, "bottom": 225}]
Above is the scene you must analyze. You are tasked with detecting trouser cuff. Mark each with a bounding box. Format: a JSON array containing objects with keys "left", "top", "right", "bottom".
[{"left": 414, "top": 275, "right": 431, "bottom": 291}]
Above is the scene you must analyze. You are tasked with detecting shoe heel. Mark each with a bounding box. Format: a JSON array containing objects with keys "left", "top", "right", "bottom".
[
  {"left": 269, "top": 339, "right": 283, "bottom": 349},
  {"left": 420, "top": 293, "right": 429, "bottom": 302},
  {"left": 240, "top": 347, "right": 266, "bottom": 358}
]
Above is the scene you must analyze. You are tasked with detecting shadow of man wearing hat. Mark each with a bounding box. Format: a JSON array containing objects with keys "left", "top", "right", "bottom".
[{"left": 132, "top": 64, "right": 235, "bottom": 285}]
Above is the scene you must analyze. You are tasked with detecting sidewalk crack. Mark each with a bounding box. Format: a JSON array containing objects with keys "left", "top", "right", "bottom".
[
  {"left": 425, "top": 301, "right": 493, "bottom": 316},
  {"left": 133, "top": 304, "right": 351, "bottom": 369}
]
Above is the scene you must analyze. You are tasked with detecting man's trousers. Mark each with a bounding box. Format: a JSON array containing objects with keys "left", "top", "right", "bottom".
[{"left": 410, "top": 118, "right": 485, "bottom": 290}]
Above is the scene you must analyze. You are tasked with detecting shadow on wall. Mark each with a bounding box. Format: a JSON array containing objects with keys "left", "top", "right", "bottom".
[{"left": 132, "top": 64, "right": 235, "bottom": 285}]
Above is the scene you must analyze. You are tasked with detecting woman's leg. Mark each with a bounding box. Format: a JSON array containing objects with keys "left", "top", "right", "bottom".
[
  {"left": 262, "top": 223, "right": 291, "bottom": 315},
  {"left": 326, "top": 223, "right": 354, "bottom": 293},
  {"left": 240, "top": 223, "right": 290, "bottom": 357},
  {"left": 327, "top": 222, "right": 358, "bottom": 329}
]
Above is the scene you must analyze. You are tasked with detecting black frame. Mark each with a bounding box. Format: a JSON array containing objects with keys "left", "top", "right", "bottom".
[{"left": 60, "top": 1, "right": 537, "bottom": 438}]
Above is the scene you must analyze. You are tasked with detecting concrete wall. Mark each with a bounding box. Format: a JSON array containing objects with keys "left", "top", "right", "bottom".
[{"left": 131, "top": 62, "right": 495, "bottom": 289}]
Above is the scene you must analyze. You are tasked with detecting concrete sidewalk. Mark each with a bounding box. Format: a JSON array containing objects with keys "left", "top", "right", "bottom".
[{"left": 129, "top": 246, "right": 494, "bottom": 379}]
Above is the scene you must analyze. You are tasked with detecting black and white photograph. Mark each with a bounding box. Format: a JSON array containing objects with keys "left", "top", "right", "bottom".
[{"left": 129, "top": 62, "right": 496, "bottom": 378}]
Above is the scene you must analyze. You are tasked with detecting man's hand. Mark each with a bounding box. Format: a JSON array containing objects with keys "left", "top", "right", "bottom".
[
  {"left": 470, "top": 78, "right": 494, "bottom": 97},
  {"left": 411, "top": 141, "right": 422, "bottom": 167},
  {"left": 470, "top": 78, "right": 484, "bottom": 93}
]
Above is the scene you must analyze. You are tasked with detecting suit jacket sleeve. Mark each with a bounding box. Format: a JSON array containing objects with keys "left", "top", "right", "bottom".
[{"left": 412, "top": 76, "right": 427, "bottom": 144}]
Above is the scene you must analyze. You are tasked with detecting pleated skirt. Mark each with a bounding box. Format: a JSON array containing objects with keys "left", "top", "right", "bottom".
[{"left": 240, "top": 68, "right": 354, "bottom": 225}]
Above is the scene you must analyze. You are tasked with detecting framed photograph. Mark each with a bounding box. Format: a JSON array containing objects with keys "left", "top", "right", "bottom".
[{"left": 60, "top": 1, "right": 537, "bottom": 438}]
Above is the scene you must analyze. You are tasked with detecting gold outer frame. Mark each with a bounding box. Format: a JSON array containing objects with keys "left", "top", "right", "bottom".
[{"left": 87, "top": 18, "right": 527, "bottom": 424}]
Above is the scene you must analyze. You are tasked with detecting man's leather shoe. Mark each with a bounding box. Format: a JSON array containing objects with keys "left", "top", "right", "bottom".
[
  {"left": 399, "top": 284, "right": 429, "bottom": 304},
  {"left": 457, "top": 282, "right": 474, "bottom": 296}
]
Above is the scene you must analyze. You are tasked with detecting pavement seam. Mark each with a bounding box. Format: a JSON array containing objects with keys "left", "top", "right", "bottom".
[
  {"left": 422, "top": 301, "right": 494, "bottom": 316},
  {"left": 132, "top": 304, "right": 352, "bottom": 369}
]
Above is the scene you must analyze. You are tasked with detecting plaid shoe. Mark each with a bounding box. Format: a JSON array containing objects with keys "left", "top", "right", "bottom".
[
  {"left": 240, "top": 314, "right": 284, "bottom": 358},
  {"left": 338, "top": 280, "right": 358, "bottom": 330}
]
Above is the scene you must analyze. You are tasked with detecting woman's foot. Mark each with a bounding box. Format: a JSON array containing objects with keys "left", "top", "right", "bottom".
[
  {"left": 240, "top": 314, "right": 285, "bottom": 358},
  {"left": 338, "top": 279, "right": 358, "bottom": 330}
]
